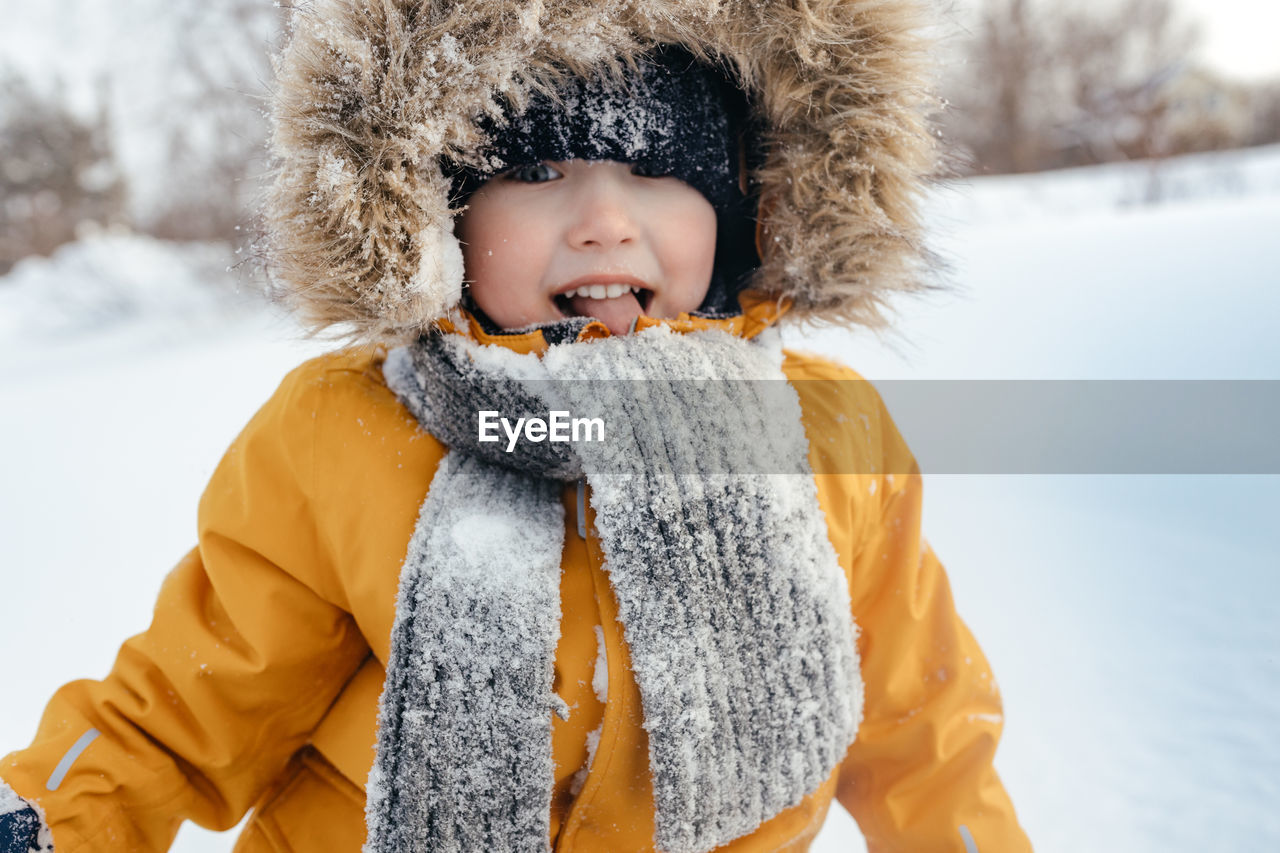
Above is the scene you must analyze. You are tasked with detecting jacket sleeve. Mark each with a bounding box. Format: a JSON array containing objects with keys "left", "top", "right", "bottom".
[
  {"left": 0, "top": 361, "right": 371, "bottom": 852},
  {"left": 831, "top": 397, "right": 1031, "bottom": 852}
]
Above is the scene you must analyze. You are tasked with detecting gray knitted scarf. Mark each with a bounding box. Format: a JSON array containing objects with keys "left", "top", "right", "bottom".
[{"left": 368, "top": 325, "right": 862, "bottom": 853}]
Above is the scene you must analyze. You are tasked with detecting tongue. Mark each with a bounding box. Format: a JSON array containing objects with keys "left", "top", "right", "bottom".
[{"left": 568, "top": 291, "right": 644, "bottom": 336}]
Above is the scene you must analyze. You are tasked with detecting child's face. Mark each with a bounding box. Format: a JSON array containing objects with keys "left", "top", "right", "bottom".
[{"left": 456, "top": 160, "right": 717, "bottom": 336}]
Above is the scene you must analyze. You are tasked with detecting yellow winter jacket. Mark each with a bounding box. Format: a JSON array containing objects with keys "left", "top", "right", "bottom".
[{"left": 2, "top": 301, "right": 1029, "bottom": 852}]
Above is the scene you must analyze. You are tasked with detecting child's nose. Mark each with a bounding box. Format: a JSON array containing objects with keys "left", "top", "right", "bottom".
[{"left": 566, "top": 170, "right": 639, "bottom": 251}]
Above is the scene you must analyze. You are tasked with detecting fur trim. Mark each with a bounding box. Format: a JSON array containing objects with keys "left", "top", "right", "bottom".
[{"left": 266, "top": 0, "right": 940, "bottom": 343}]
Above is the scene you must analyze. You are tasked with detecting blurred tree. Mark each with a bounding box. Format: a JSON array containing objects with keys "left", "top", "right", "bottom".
[
  {"left": 1050, "top": 0, "right": 1200, "bottom": 164},
  {"left": 0, "top": 70, "right": 127, "bottom": 275},
  {"left": 1158, "top": 68, "right": 1254, "bottom": 155},
  {"left": 960, "top": 0, "right": 1044, "bottom": 173},
  {"left": 1248, "top": 81, "right": 1280, "bottom": 146},
  {"left": 942, "top": 0, "right": 1210, "bottom": 174},
  {"left": 140, "top": 1, "right": 286, "bottom": 244}
]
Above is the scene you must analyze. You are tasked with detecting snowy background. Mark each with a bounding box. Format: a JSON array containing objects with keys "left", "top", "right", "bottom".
[
  {"left": 2, "top": 143, "right": 1278, "bottom": 851},
  {"left": 2, "top": 0, "right": 1280, "bottom": 846}
]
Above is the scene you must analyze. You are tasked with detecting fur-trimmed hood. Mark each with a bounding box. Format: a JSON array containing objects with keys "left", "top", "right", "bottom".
[{"left": 266, "top": 0, "right": 938, "bottom": 343}]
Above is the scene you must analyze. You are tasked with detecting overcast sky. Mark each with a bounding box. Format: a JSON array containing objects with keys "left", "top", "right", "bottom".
[
  {"left": 945, "top": 0, "right": 1280, "bottom": 82},
  {"left": 1171, "top": 0, "right": 1280, "bottom": 80}
]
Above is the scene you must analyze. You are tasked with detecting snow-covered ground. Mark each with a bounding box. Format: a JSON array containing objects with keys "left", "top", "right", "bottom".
[{"left": 2, "top": 146, "right": 1279, "bottom": 851}]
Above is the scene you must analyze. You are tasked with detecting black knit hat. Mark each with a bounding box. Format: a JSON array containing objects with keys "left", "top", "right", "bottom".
[{"left": 451, "top": 47, "right": 759, "bottom": 317}]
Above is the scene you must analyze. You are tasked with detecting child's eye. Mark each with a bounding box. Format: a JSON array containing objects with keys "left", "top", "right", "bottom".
[
  {"left": 631, "top": 161, "right": 671, "bottom": 179},
  {"left": 505, "top": 163, "right": 563, "bottom": 183}
]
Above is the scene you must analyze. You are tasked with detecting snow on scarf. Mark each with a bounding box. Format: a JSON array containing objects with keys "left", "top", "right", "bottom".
[{"left": 369, "top": 325, "right": 863, "bottom": 853}]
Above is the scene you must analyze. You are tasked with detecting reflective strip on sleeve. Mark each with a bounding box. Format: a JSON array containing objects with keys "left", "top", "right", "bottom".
[{"left": 46, "top": 728, "right": 100, "bottom": 791}]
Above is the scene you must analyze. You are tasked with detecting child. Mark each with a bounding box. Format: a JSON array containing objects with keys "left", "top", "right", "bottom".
[{"left": 2, "top": 2, "right": 1030, "bottom": 851}]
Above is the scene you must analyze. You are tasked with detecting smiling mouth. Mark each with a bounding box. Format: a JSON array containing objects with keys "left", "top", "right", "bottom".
[{"left": 554, "top": 284, "right": 654, "bottom": 318}]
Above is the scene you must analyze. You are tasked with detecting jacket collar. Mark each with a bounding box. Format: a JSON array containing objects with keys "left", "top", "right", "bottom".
[{"left": 432, "top": 290, "right": 790, "bottom": 356}]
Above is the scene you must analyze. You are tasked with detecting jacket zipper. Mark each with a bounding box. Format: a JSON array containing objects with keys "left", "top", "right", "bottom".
[{"left": 559, "top": 478, "right": 624, "bottom": 850}]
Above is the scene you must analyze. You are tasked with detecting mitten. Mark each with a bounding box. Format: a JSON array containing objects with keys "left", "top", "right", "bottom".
[{"left": 0, "top": 781, "right": 52, "bottom": 853}]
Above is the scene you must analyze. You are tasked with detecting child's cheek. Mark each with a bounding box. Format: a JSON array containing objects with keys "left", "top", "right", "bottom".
[
  {"left": 666, "top": 204, "right": 718, "bottom": 276},
  {"left": 489, "top": 227, "right": 549, "bottom": 291},
  {"left": 465, "top": 207, "right": 529, "bottom": 278},
  {"left": 464, "top": 208, "right": 555, "bottom": 322}
]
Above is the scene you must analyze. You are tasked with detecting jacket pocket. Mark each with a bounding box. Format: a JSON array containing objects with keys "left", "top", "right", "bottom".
[{"left": 234, "top": 746, "right": 366, "bottom": 853}]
